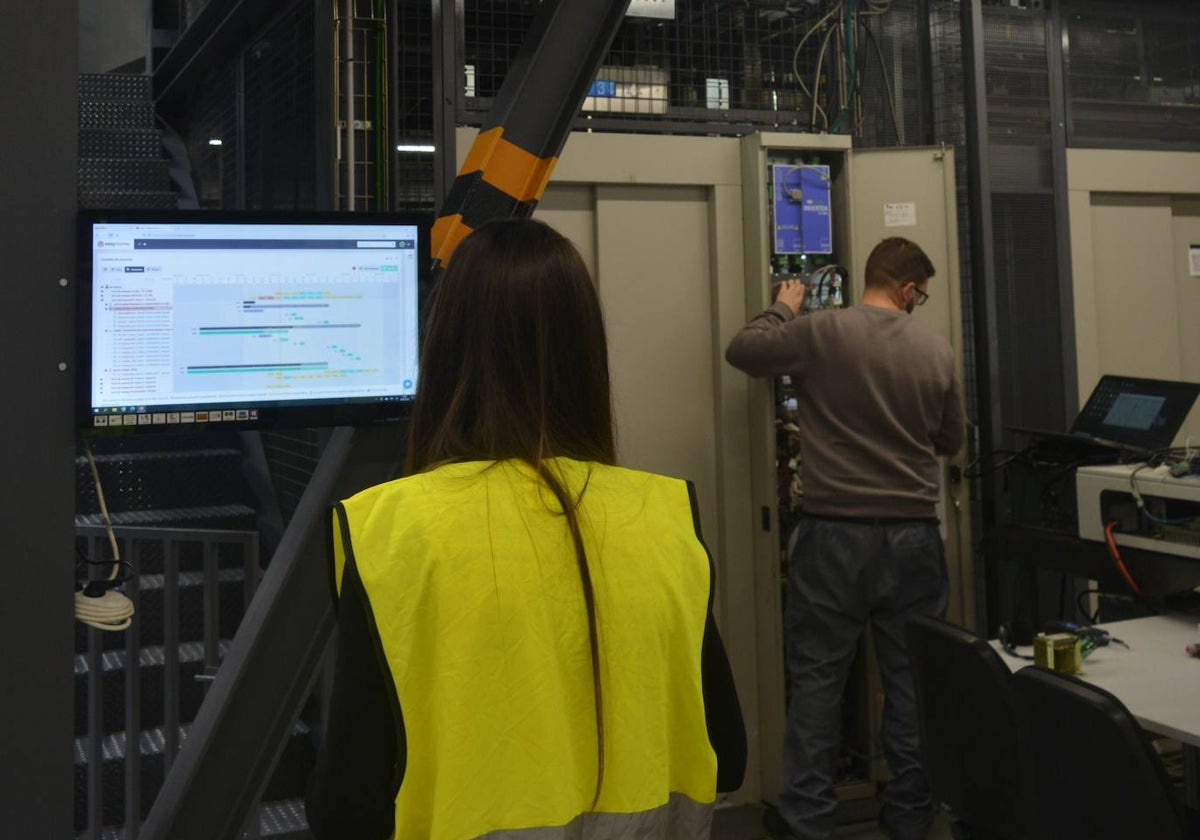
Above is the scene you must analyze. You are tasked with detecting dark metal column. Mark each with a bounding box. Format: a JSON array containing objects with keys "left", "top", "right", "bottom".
[
  {"left": 432, "top": 0, "right": 461, "bottom": 208},
  {"left": 960, "top": 0, "right": 1003, "bottom": 636},
  {"left": 1047, "top": 4, "right": 1078, "bottom": 419},
  {"left": 915, "top": 0, "right": 937, "bottom": 146},
  {"left": 314, "top": 0, "right": 335, "bottom": 210},
  {"left": 0, "top": 4, "right": 77, "bottom": 836}
]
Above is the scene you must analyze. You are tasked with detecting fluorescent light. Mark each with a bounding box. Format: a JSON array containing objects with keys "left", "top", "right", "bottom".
[
  {"left": 208, "top": 139, "right": 223, "bottom": 146},
  {"left": 395, "top": 144, "right": 435, "bottom": 153}
]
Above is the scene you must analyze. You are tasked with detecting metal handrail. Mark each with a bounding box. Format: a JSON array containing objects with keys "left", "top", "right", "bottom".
[{"left": 76, "top": 525, "right": 259, "bottom": 840}]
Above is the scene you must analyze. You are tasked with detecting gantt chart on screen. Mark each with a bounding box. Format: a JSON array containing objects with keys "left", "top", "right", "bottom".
[{"left": 89, "top": 221, "right": 420, "bottom": 414}]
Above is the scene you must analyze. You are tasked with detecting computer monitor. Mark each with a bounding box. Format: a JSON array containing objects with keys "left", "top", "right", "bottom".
[{"left": 76, "top": 209, "right": 431, "bottom": 436}]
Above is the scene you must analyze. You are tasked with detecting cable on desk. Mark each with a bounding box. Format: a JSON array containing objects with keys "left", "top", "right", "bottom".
[
  {"left": 1104, "top": 519, "right": 1143, "bottom": 598},
  {"left": 998, "top": 624, "right": 1035, "bottom": 661}
]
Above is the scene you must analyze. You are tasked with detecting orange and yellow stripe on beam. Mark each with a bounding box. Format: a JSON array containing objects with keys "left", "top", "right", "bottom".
[{"left": 431, "top": 127, "right": 559, "bottom": 270}]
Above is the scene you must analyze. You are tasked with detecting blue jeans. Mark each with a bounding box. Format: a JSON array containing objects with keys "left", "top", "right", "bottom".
[{"left": 779, "top": 516, "right": 948, "bottom": 840}]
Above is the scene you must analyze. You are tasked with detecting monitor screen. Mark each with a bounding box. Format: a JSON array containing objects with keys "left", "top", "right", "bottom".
[
  {"left": 77, "top": 209, "right": 431, "bottom": 435},
  {"left": 1070, "top": 374, "right": 1200, "bottom": 451}
]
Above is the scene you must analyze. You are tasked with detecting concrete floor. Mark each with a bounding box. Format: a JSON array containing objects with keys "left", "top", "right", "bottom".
[{"left": 712, "top": 803, "right": 955, "bottom": 840}]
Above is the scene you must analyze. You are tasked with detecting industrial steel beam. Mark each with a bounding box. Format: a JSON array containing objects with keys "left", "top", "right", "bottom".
[
  {"left": 153, "top": 0, "right": 280, "bottom": 112},
  {"left": 960, "top": 0, "right": 1002, "bottom": 637},
  {"left": 433, "top": 0, "right": 633, "bottom": 269}
]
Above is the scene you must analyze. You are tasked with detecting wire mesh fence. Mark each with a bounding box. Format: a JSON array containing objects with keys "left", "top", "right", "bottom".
[
  {"left": 460, "top": 0, "right": 920, "bottom": 141},
  {"left": 1063, "top": 1, "right": 1200, "bottom": 148}
]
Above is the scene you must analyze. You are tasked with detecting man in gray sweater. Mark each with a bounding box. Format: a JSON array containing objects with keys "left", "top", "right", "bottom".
[{"left": 726, "top": 237, "right": 965, "bottom": 840}]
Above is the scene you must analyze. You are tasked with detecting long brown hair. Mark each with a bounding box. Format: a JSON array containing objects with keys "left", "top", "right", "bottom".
[{"left": 406, "top": 217, "right": 614, "bottom": 805}]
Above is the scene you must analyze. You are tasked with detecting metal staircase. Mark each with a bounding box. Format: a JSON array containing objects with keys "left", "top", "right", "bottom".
[
  {"left": 78, "top": 73, "right": 176, "bottom": 210},
  {"left": 73, "top": 72, "right": 316, "bottom": 839}
]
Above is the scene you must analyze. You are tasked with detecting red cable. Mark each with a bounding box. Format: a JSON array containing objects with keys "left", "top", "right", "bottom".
[{"left": 1104, "top": 520, "right": 1143, "bottom": 597}]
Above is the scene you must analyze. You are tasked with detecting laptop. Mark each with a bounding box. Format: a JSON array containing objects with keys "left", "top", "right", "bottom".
[{"left": 1007, "top": 375, "right": 1200, "bottom": 454}]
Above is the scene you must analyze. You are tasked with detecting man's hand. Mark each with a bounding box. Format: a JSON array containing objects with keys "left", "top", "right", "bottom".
[{"left": 774, "top": 279, "right": 806, "bottom": 316}]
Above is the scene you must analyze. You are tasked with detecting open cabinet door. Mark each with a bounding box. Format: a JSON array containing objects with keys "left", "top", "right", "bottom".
[
  {"left": 846, "top": 146, "right": 974, "bottom": 628},
  {"left": 846, "top": 145, "right": 974, "bottom": 789}
]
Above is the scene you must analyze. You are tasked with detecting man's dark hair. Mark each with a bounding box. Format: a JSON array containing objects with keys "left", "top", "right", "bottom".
[{"left": 864, "top": 237, "right": 935, "bottom": 290}]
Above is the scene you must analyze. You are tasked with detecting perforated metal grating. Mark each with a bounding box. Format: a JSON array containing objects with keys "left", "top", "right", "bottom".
[
  {"left": 929, "top": 2, "right": 975, "bottom": 422},
  {"left": 395, "top": 0, "right": 436, "bottom": 211},
  {"left": 78, "top": 72, "right": 176, "bottom": 209},
  {"left": 187, "top": 62, "right": 238, "bottom": 208},
  {"left": 244, "top": 2, "right": 318, "bottom": 209},
  {"left": 461, "top": 0, "right": 920, "bottom": 141},
  {"left": 1064, "top": 2, "right": 1200, "bottom": 148},
  {"left": 981, "top": 5, "right": 1066, "bottom": 435}
]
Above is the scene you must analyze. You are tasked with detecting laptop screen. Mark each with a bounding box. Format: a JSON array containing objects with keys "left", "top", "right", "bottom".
[{"left": 1069, "top": 375, "right": 1200, "bottom": 451}]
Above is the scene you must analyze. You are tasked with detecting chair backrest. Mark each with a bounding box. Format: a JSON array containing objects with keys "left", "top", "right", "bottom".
[
  {"left": 905, "top": 614, "right": 1024, "bottom": 839},
  {"left": 1012, "top": 665, "right": 1188, "bottom": 840}
]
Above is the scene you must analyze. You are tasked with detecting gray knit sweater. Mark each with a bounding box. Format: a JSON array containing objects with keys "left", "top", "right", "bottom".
[{"left": 726, "top": 301, "right": 965, "bottom": 519}]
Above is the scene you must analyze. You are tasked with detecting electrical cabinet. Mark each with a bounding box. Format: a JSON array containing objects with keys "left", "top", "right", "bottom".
[
  {"left": 455, "top": 126, "right": 970, "bottom": 805},
  {"left": 741, "top": 134, "right": 973, "bottom": 805}
]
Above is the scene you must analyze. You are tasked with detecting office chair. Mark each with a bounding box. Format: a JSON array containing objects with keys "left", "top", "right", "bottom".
[
  {"left": 1012, "top": 666, "right": 1196, "bottom": 840},
  {"left": 905, "top": 615, "right": 1024, "bottom": 840}
]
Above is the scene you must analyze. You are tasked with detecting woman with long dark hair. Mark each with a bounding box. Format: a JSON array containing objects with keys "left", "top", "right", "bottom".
[{"left": 305, "top": 217, "right": 744, "bottom": 840}]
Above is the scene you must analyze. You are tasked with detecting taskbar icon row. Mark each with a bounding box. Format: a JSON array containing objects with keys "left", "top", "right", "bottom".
[{"left": 93, "top": 408, "right": 259, "bottom": 427}]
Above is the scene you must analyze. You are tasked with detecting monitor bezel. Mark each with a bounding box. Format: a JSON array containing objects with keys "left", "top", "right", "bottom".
[{"left": 76, "top": 208, "right": 432, "bottom": 437}]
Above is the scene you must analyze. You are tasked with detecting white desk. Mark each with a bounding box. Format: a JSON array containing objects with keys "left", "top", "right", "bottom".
[
  {"left": 995, "top": 613, "right": 1200, "bottom": 808},
  {"left": 995, "top": 613, "right": 1200, "bottom": 747}
]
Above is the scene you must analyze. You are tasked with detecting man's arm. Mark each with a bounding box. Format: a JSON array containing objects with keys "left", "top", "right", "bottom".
[
  {"left": 724, "top": 281, "right": 808, "bottom": 378},
  {"left": 933, "top": 374, "right": 966, "bottom": 457}
]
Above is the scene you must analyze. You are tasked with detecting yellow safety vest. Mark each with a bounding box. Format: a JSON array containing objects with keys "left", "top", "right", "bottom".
[{"left": 331, "top": 458, "right": 717, "bottom": 840}]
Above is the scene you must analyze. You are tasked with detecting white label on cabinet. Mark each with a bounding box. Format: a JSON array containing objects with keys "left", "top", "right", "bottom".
[
  {"left": 884, "top": 202, "right": 917, "bottom": 227},
  {"left": 1190, "top": 244, "right": 1200, "bottom": 277}
]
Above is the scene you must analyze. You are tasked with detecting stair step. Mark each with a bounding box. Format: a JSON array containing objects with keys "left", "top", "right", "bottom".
[
  {"left": 80, "top": 127, "right": 163, "bottom": 159},
  {"left": 78, "top": 98, "right": 154, "bottom": 131},
  {"left": 261, "top": 798, "right": 312, "bottom": 838},
  {"left": 74, "top": 639, "right": 232, "bottom": 677},
  {"left": 75, "top": 504, "right": 256, "bottom": 528},
  {"left": 74, "top": 719, "right": 310, "bottom": 767},
  {"left": 79, "top": 157, "right": 171, "bottom": 193},
  {"left": 76, "top": 446, "right": 253, "bottom": 520},
  {"left": 78, "top": 448, "right": 243, "bottom": 465},
  {"left": 74, "top": 800, "right": 314, "bottom": 840},
  {"left": 78, "top": 73, "right": 151, "bottom": 101},
  {"left": 78, "top": 189, "right": 179, "bottom": 209},
  {"left": 73, "top": 722, "right": 314, "bottom": 829}
]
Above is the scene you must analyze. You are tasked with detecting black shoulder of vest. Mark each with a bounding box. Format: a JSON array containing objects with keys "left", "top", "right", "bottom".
[
  {"left": 684, "top": 480, "right": 715, "bottom": 614},
  {"left": 328, "top": 501, "right": 354, "bottom": 607}
]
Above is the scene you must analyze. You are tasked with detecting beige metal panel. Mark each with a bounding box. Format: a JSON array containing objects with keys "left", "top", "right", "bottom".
[
  {"left": 464, "top": 129, "right": 761, "bottom": 801},
  {"left": 846, "top": 148, "right": 955, "bottom": 342},
  {"left": 1066, "top": 150, "right": 1200, "bottom": 442},
  {"left": 1087, "top": 195, "right": 1181, "bottom": 388},
  {"left": 1171, "top": 199, "right": 1200, "bottom": 442},
  {"left": 553, "top": 131, "right": 742, "bottom": 187},
  {"left": 846, "top": 146, "right": 972, "bottom": 626},
  {"left": 535, "top": 185, "right": 598, "bottom": 277},
  {"left": 1067, "top": 149, "right": 1200, "bottom": 195},
  {"left": 593, "top": 186, "right": 718, "bottom": 513}
]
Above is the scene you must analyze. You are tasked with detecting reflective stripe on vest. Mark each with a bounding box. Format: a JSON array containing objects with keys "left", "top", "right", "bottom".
[
  {"left": 334, "top": 458, "right": 717, "bottom": 840},
  {"left": 470, "top": 792, "right": 712, "bottom": 840}
]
